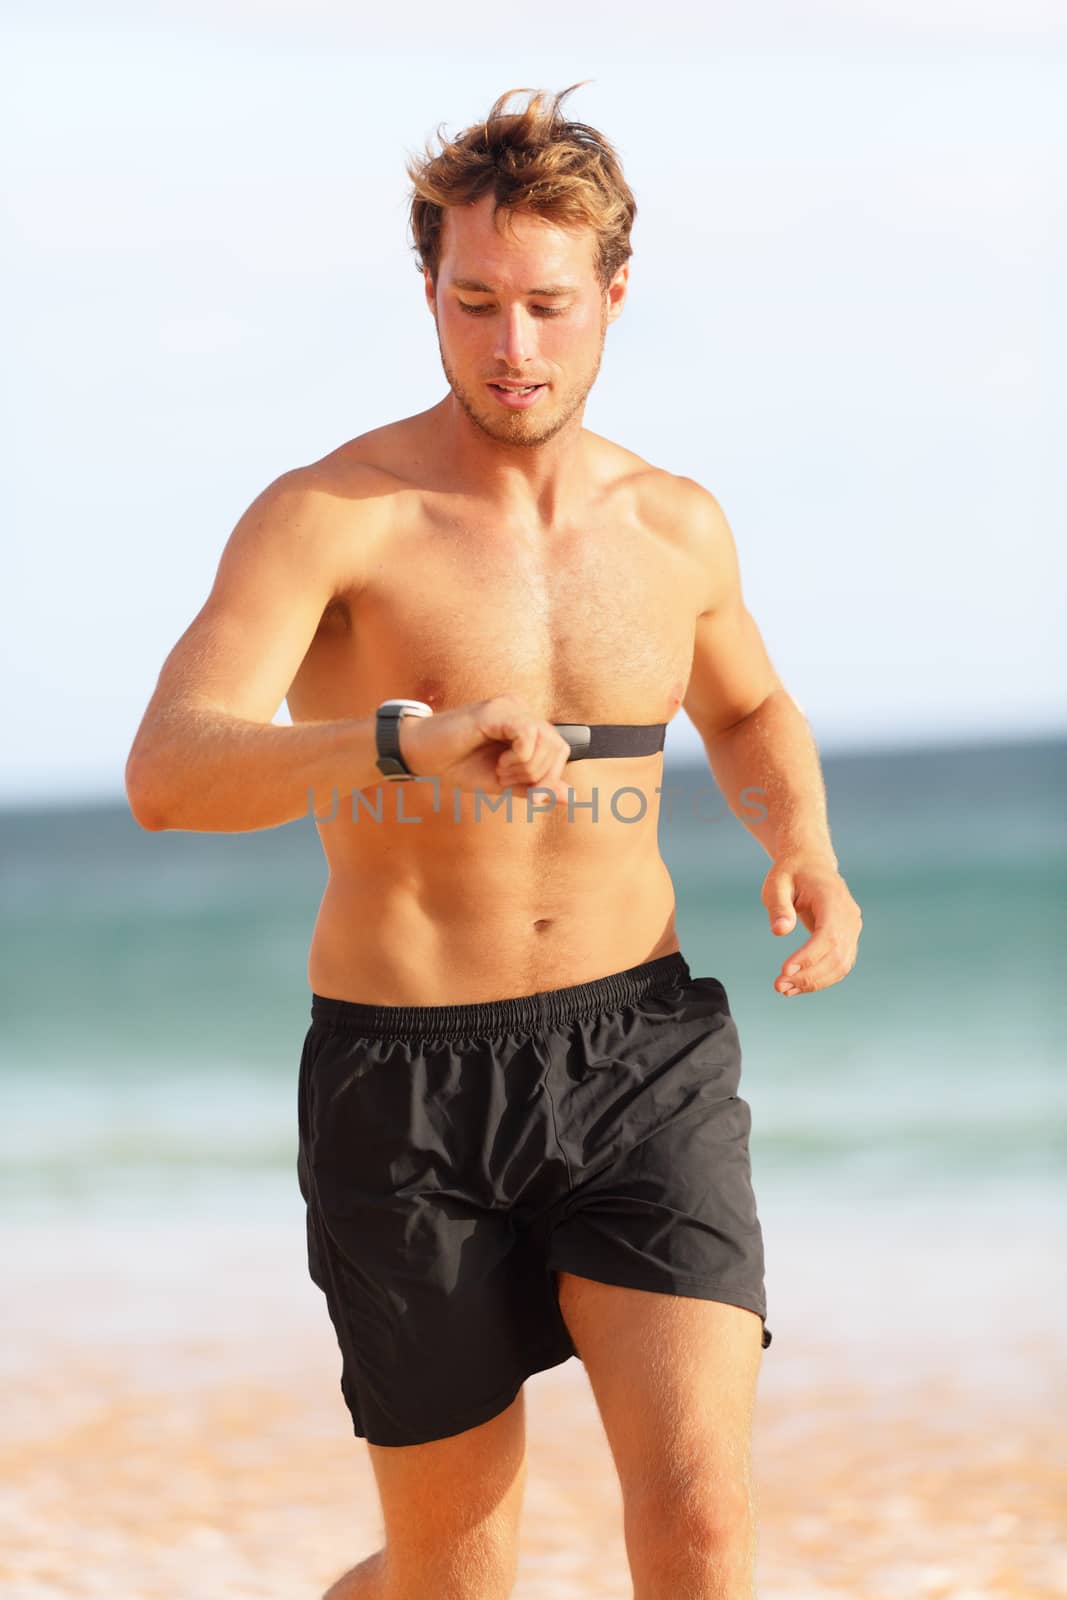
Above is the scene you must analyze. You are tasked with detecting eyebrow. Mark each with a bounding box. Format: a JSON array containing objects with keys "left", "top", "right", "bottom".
[{"left": 451, "top": 278, "right": 578, "bottom": 297}]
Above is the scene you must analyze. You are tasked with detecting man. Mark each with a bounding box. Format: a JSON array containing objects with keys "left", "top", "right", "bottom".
[{"left": 126, "top": 83, "right": 861, "bottom": 1600}]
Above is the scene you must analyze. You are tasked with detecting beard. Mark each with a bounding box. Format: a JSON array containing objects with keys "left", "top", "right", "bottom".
[{"left": 433, "top": 309, "right": 608, "bottom": 448}]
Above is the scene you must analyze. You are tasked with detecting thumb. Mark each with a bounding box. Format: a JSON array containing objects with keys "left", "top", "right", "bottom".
[{"left": 763, "top": 866, "right": 797, "bottom": 934}]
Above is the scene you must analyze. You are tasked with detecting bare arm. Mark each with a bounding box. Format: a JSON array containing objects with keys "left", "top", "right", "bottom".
[
  {"left": 678, "top": 478, "right": 837, "bottom": 866},
  {"left": 124, "top": 470, "right": 385, "bottom": 833},
  {"left": 124, "top": 470, "right": 574, "bottom": 833},
  {"left": 679, "top": 478, "right": 862, "bottom": 997},
  {"left": 127, "top": 708, "right": 385, "bottom": 834}
]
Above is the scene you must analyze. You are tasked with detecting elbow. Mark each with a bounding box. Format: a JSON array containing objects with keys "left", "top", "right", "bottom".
[
  {"left": 125, "top": 752, "right": 169, "bottom": 831},
  {"left": 700, "top": 687, "right": 785, "bottom": 743}
]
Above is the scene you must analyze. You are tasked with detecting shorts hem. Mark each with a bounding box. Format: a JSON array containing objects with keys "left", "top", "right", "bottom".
[
  {"left": 354, "top": 1339, "right": 576, "bottom": 1449},
  {"left": 547, "top": 1255, "right": 771, "bottom": 1346}
]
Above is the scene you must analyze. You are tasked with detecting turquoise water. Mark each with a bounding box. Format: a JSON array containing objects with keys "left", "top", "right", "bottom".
[{"left": 2, "top": 735, "right": 1064, "bottom": 1221}]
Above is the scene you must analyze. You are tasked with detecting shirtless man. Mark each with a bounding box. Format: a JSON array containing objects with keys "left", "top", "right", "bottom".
[{"left": 126, "top": 84, "right": 862, "bottom": 1600}]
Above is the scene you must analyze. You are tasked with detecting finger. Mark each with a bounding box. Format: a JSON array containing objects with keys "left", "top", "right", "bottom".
[
  {"left": 526, "top": 724, "right": 565, "bottom": 778},
  {"left": 480, "top": 700, "right": 539, "bottom": 763},
  {"left": 778, "top": 938, "right": 824, "bottom": 982},
  {"left": 505, "top": 769, "right": 570, "bottom": 805},
  {"left": 779, "top": 962, "right": 850, "bottom": 996},
  {"left": 775, "top": 898, "right": 841, "bottom": 979},
  {"left": 779, "top": 940, "right": 855, "bottom": 995},
  {"left": 509, "top": 722, "right": 539, "bottom": 763},
  {"left": 496, "top": 739, "right": 542, "bottom": 783},
  {"left": 778, "top": 901, "right": 861, "bottom": 986},
  {"left": 499, "top": 726, "right": 569, "bottom": 789},
  {"left": 763, "top": 881, "right": 797, "bottom": 935},
  {"left": 538, "top": 728, "right": 575, "bottom": 791},
  {"left": 766, "top": 891, "right": 805, "bottom": 935},
  {"left": 542, "top": 740, "right": 575, "bottom": 802}
]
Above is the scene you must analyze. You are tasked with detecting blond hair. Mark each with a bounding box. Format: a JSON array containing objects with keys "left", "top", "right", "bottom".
[{"left": 406, "top": 83, "right": 637, "bottom": 291}]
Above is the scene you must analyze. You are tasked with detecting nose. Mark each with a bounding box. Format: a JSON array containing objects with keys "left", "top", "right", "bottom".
[{"left": 494, "top": 304, "right": 531, "bottom": 369}]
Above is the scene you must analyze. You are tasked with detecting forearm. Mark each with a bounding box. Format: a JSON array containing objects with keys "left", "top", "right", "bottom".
[
  {"left": 125, "top": 707, "right": 386, "bottom": 833},
  {"left": 702, "top": 688, "right": 838, "bottom": 866}
]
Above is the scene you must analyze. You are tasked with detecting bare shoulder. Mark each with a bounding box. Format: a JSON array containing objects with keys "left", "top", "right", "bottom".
[
  {"left": 587, "top": 430, "right": 725, "bottom": 533},
  {"left": 626, "top": 463, "right": 728, "bottom": 540},
  {"left": 660, "top": 474, "right": 740, "bottom": 617},
  {"left": 274, "top": 423, "right": 426, "bottom": 591},
  {"left": 306, "top": 413, "right": 431, "bottom": 491},
  {"left": 658, "top": 472, "right": 733, "bottom": 552},
  {"left": 589, "top": 435, "right": 736, "bottom": 613}
]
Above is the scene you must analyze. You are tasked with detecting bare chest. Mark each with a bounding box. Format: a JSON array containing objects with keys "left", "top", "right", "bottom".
[{"left": 291, "top": 508, "right": 700, "bottom": 725}]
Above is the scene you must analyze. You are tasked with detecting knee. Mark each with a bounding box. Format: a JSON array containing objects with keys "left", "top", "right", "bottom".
[
  {"left": 625, "top": 1483, "right": 756, "bottom": 1600},
  {"left": 625, "top": 1476, "right": 753, "bottom": 1555}
]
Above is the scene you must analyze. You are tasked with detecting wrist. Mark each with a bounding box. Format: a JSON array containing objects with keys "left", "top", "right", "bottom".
[
  {"left": 397, "top": 714, "right": 425, "bottom": 776},
  {"left": 374, "top": 698, "right": 433, "bottom": 781},
  {"left": 774, "top": 842, "right": 838, "bottom": 871}
]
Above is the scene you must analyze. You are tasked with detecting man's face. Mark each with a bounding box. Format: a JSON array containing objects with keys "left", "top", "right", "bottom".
[{"left": 425, "top": 193, "right": 628, "bottom": 448}]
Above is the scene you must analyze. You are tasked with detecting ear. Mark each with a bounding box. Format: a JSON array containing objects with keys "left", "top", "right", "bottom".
[
  {"left": 423, "top": 267, "right": 437, "bottom": 317},
  {"left": 605, "top": 261, "right": 629, "bottom": 324}
]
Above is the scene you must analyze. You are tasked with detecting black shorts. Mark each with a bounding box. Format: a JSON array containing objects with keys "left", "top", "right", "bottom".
[{"left": 296, "top": 950, "right": 772, "bottom": 1449}]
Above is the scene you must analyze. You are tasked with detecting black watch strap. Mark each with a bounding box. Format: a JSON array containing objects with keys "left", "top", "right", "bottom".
[{"left": 375, "top": 699, "right": 432, "bottom": 780}]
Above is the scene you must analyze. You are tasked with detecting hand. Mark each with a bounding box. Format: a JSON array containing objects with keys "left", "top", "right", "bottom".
[
  {"left": 402, "top": 694, "right": 574, "bottom": 804},
  {"left": 762, "top": 852, "right": 862, "bottom": 997}
]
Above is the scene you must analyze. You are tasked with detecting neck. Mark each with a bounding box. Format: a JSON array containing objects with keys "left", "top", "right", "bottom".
[{"left": 430, "top": 393, "right": 592, "bottom": 526}]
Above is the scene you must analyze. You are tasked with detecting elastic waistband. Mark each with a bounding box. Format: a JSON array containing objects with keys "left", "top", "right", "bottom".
[{"left": 310, "top": 951, "right": 693, "bottom": 1039}]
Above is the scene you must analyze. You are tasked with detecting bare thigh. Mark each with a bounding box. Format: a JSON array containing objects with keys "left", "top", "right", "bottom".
[
  {"left": 556, "top": 1271, "right": 763, "bottom": 1527},
  {"left": 366, "top": 1387, "right": 529, "bottom": 1598}
]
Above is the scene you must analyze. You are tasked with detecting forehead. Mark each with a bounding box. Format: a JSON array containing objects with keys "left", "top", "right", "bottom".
[{"left": 437, "top": 194, "right": 597, "bottom": 286}]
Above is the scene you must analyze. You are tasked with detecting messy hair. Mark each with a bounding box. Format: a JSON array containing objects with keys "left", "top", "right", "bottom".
[{"left": 405, "top": 83, "right": 637, "bottom": 291}]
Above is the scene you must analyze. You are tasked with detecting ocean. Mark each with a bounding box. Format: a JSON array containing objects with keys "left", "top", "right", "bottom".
[{"left": 2, "top": 734, "right": 1064, "bottom": 1229}]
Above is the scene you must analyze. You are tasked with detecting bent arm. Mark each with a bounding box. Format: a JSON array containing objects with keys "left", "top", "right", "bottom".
[
  {"left": 125, "top": 469, "right": 384, "bottom": 833},
  {"left": 704, "top": 690, "right": 837, "bottom": 866},
  {"left": 126, "top": 706, "right": 385, "bottom": 833},
  {"left": 679, "top": 479, "right": 837, "bottom": 865}
]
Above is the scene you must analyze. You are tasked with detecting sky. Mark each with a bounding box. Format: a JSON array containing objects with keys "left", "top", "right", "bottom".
[{"left": 3, "top": 1, "right": 1065, "bottom": 807}]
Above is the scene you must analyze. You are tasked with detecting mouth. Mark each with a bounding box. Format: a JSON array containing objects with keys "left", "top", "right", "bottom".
[{"left": 487, "top": 383, "right": 547, "bottom": 410}]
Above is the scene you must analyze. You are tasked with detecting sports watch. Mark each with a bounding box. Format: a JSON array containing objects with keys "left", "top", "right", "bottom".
[{"left": 374, "top": 698, "right": 433, "bottom": 780}]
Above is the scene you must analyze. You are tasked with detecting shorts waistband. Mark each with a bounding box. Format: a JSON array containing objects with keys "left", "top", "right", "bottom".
[{"left": 309, "top": 951, "right": 693, "bottom": 1039}]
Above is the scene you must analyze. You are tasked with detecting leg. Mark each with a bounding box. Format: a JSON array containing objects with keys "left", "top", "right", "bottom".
[
  {"left": 556, "top": 1271, "right": 764, "bottom": 1600},
  {"left": 322, "top": 1388, "right": 528, "bottom": 1600}
]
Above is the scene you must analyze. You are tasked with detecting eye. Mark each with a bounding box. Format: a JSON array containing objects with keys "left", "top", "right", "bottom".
[{"left": 456, "top": 302, "right": 568, "bottom": 317}]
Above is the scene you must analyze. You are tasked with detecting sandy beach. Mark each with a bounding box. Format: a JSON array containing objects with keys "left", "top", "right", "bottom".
[{"left": 2, "top": 1189, "right": 1064, "bottom": 1600}]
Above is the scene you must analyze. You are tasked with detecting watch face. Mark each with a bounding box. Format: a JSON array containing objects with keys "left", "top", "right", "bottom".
[{"left": 379, "top": 699, "right": 433, "bottom": 717}]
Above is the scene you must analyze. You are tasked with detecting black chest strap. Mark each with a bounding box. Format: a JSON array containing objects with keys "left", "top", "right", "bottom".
[{"left": 552, "top": 723, "right": 667, "bottom": 761}]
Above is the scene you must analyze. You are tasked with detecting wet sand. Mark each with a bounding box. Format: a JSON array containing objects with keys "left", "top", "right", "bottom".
[{"left": 2, "top": 1193, "right": 1064, "bottom": 1599}]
